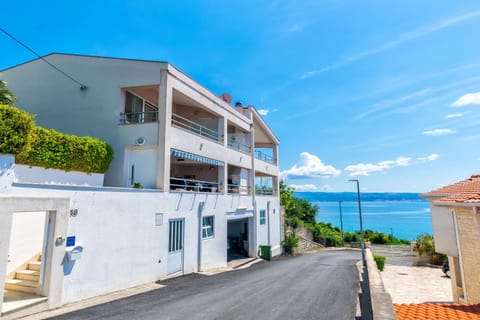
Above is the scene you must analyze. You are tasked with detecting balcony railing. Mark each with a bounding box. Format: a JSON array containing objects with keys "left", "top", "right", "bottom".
[
  {"left": 255, "top": 187, "right": 274, "bottom": 196},
  {"left": 228, "top": 140, "right": 251, "bottom": 154},
  {"left": 170, "top": 177, "right": 221, "bottom": 193},
  {"left": 254, "top": 150, "right": 274, "bottom": 164},
  {"left": 172, "top": 113, "right": 222, "bottom": 142},
  {"left": 227, "top": 184, "right": 250, "bottom": 195},
  {"left": 119, "top": 111, "right": 158, "bottom": 124}
]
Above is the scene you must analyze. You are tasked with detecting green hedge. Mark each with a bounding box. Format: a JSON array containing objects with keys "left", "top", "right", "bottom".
[
  {"left": 17, "top": 127, "right": 114, "bottom": 174},
  {"left": 1, "top": 104, "right": 113, "bottom": 174},
  {"left": 373, "top": 254, "right": 386, "bottom": 271},
  {"left": 0, "top": 104, "right": 35, "bottom": 154}
]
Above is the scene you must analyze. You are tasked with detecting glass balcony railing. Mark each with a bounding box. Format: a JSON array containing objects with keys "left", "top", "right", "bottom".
[
  {"left": 119, "top": 111, "right": 158, "bottom": 124},
  {"left": 254, "top": 150, "right": 275, "bottom": 164}
]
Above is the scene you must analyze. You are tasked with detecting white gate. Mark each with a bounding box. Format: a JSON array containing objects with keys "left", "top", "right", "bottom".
[{"left": 167, "top": 219, "right": 184, "bottom": 275}]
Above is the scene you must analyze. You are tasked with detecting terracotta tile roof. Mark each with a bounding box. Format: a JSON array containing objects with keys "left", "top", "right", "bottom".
[
  {"left": 422, "top": 174, "right": 480, "bottom": 203},
  {"left": 395, "top": 303, "right": 480, "bottom": 320}
]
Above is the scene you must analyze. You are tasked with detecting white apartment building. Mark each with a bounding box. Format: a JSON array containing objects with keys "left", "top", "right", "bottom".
[{"left": 0, "top": 54, "right": 281, "bottom": 317}]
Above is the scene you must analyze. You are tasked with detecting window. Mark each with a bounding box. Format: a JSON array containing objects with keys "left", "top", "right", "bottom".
[
  {"left": 260, "top": 209, "right": 266, "bottom": 225},
  {"left": 202, "top": 216, "right": 214, "bottom": 238},
  {"left": 124, "top": 91, "right": 158, "bottom": 123}
]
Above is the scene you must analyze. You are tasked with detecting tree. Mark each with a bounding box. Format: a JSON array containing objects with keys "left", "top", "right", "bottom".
[
  {"left": 0, "top": 80, "right": 16, "bottom": 105},
  {"left": 280, "top": 180, "right": 295, "bottom": 212}
]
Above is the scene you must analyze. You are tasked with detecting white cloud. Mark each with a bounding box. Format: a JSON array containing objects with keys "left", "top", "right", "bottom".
[
  {"left": 280, "top": 23, "right": 304, "bottom": 35},
  {"left": 290, "top": 184, "right": 319, "bottom": 192},
  {"left": 344, "top": 157, "right": 411, "bottom": 177},
  {"left": 300, "top": 11, "right": 480, "bottom": 79},
  {"left": 257, "top": 109, "right": 269, "bottom": 116},
  {"left": 417, "top": 153, "right": 439, "bottom": 162},
  {"left": 445, "top": 113, "right": 464, "bottom": 119},
  {"left": 451, "top": 92, "right": 480, "bottom": 107},
  {"left": 281, "top": 152, "right": 341, "bottom": 179},
  {"left": 422, "top": 128, "right": 456, "bottom": 136}
]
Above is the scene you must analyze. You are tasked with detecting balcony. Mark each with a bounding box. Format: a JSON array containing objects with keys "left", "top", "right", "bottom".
[
  {"left": 119, "top": 110, "right": 158, "bottom": 124},
  {"left": 170, "top": 177, "right": 220, "bottom": 193},
  {"left": 228, "top": 139, "right": 251, "bottom": 154},
  {"left": 254, "top": 149, "right": 274, "bottom": 164},
  {"left": 172, "top": 113, "right": 222, "bottom": 143}
]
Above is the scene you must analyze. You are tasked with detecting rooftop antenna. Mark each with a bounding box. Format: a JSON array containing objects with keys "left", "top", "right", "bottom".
[{"left": 0, "top": 27, "right": 87, "bottom": 90}]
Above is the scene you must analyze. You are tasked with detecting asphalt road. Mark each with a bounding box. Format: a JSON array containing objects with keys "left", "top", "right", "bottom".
[{"left": 49, "top": 250, "right": 361, "bottom": 320}]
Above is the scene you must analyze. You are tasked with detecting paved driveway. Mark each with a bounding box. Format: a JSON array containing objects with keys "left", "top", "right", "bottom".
[{"left": 48, "top": 250, "right": 361, "bottom": 320}]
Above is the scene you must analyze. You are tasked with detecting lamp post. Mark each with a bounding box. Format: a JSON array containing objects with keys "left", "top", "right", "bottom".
[
  {"left": 338, "top": 201, "right": 344, "bottom": 246},
  {"left": 349, "top": 179, "right": 365, "bottom": 264}
]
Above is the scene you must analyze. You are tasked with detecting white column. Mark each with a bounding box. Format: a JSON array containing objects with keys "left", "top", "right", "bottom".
[{"left": 156, "top": 69, "right": 173, "bottom": 191}]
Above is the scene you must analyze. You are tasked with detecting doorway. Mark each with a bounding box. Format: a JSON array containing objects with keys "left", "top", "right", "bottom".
[
  {"left": 2, "top": 211, "right": 54, "bottom": 315},
  {"left": 227, "top": 218, "right": 250, "bottom": 261},
  {"left": 126, "top": 148, "right": 157, "bottom": 188},
  {"left": 167, "top": 219, "right": 185, "bottom": 275}
]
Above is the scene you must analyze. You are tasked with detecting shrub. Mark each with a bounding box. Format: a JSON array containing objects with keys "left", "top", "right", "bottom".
[
  {"left": 281, "top": 233, "right": 299, "bottom": 255},
  {"left": 373, "top": 255, "right": 386, "bottom": 271},
  {"left": 415, "top": 234, "right": 434, "bottom": 256},
  {"left": 17, "top": 127, "right": 114, "bottom": 174},
  {"left": 0, "top": 104, "right": 34, "bottom": 154}
]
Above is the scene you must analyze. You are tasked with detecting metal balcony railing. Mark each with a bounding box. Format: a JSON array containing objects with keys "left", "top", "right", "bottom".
[
  {"left": 254, "top": 150, "right": 275, "bottom": 164},
  {"left": 170, "top": 177, "right": 221, "bottom": 193},
  {"left": 228, "top": 140, "right": 251, "bottom": 154},
  {"left": 172, "top": 113, "right": 222, "bottom": 142},
  {"left": 119, "top": 111, "right": 158, "bottom": 124},
  {"left": 255, "top": 187, "right": 274, "bottom": 196},
  {"left": 227, "top": 184, "right": 250, "bottom": 195}
]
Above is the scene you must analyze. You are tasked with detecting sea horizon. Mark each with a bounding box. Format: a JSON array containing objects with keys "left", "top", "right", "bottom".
[{"left": 294, "top": 192, "right": 431, "bottom": 241}]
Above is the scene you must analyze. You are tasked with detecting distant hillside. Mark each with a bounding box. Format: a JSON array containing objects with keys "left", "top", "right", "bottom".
[{"left": 293, "top": 192, "right": 426, "bottom": 202}]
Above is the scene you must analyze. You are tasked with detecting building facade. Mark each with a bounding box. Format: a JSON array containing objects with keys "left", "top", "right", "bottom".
[
  {"left": 422, "top": 175, "right": 480, "bottom": 304},
  {"left": 0, "top": 54, "right": 281, "bottom": 316}
]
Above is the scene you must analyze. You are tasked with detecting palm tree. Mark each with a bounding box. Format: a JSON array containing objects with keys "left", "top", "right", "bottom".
[{"left": 0, "top": 80, "right": 16, "bottom": 105}]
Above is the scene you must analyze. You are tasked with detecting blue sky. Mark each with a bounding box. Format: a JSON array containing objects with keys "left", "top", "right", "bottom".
[{"left": 2, "top": 1, "right": 480, "bottom": 192}]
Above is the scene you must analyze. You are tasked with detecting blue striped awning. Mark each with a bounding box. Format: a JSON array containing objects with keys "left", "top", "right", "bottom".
[{"left": 171, "top": 149, "right": 224, "bottom": 166}]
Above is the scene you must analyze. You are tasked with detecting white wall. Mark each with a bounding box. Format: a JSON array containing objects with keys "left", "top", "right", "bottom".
[
  {"left": 6, "top": 211, "right": 46, "bottom": 275},
  {"left": 15, "top": 164, "right": 104, "bottom": 187},
  {"left": 0, "top": 154, "right": 15, "bottom": 190},
  {"left": 431, "top": 205, "right": 458, "bottom": 257}
]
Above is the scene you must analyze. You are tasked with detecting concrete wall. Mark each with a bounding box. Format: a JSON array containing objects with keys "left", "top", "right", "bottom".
[
  {"left": 3, "top": 184, "right": 280, "bottom": 305},
  {"left": 6, "top": 211, "right": 46, "bottom": 275},
  {"left": 454, "top": 206, "right": 480, "bottom": 303},
  {"left": 0, "top": 154, "right": 15, "bottom": 191},
  {"left": 430, "top": 205, "right": 457, "bottom": 256},
  {"left": 15, "top": 165, "right": 104, "bottom": 187}
]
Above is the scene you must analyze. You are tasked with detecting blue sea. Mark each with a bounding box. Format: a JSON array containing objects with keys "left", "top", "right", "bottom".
[{"left": 294, "top": 192, "right": 431, "bottom": 241}]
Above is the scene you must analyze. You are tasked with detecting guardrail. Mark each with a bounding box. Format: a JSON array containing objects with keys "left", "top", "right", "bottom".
[
  {"left": 228, "top": 140, "right": 251, "bottom": 154},
  {"left": 172, "top": 113, "right": 222, "bottom": 142},
  {"left": 119, "top": 111, "right": 158, "bottom": 124},
  {"left": 170, "top": 177, "right": 220, "bottom": 193},
  {"left": 227, "top": 184, "right": 250, "bottom": 194},
  {"left": 254, "top": 150, "right": 275, "bottom": 164}
]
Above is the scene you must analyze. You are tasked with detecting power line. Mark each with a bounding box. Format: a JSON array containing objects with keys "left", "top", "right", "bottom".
[{"left": 0, "top": 27, "right": 87, "bottom": 90}]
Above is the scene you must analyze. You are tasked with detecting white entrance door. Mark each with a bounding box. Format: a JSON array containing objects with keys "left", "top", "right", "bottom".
[
  {"left": 167, "top": 219, "right": 184, "bottom": 275},
  {"left": 126, "top": 148, "right": 157, "bottom": 188}
]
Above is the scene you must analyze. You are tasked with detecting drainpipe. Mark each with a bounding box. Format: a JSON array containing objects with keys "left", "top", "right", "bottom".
[
  {"left": 197, "top": 201, "right": 205, "bottom": 272},
  {"left": 249, "top": 114, "right": 258, "bottom": 257},
  {"left": 267, "top": 201, "right": 271, "bottom": 246},
  {"left": 452, "top": 209, "right": 467, "bottom": 302}
]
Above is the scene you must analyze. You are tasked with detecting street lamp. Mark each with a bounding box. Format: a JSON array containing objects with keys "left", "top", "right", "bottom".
[
  {"left": 338, "top": 201, "right": 344, "bottom": 246},
  {"left": 349, "top": 179, "right": 365, "bottom": 264}
]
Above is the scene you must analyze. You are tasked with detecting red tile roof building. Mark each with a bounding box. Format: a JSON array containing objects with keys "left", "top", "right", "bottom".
[{"left": 395, "top": 303, "right": 480, "bottom": 320}]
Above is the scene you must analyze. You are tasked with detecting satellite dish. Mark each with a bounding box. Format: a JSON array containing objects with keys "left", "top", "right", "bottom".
[
  {"left": 219, "top": 93, "right": 232, "bottom": 104},
  {"left": 136, "top": 137, "right": 147, "bottom": 146}
]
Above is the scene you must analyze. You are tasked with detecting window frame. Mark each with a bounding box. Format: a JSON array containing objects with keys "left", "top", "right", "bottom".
[
  {"left": 124, "top": 91, "right": 158, "bottom": 123},
  {"left": 259, "top": 209, "right": 266, "bottom": 225},
  {"left": 202, "top": 216, "right": 215, "bottom": 239}
]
